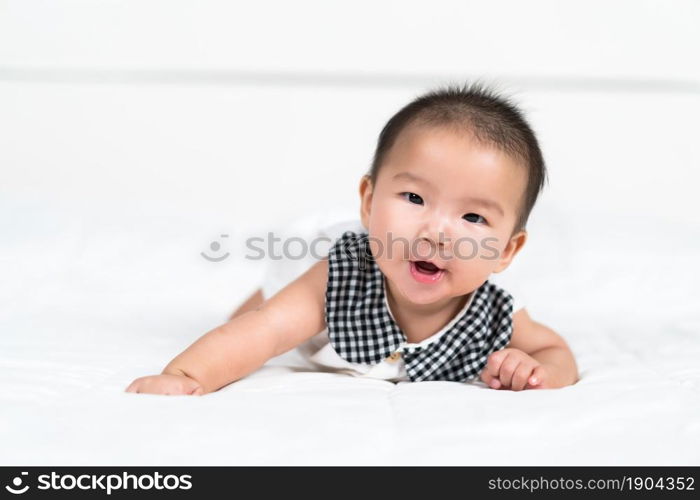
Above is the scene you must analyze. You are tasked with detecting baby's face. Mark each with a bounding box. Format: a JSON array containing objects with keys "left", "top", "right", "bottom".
[{"left": 360, "top": 124, "right": 527, "bottom": 307}]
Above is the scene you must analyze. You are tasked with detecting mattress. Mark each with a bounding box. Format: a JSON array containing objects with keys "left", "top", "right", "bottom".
[{"left": 1, "top": 198, "right": 699, "bottom": 466}]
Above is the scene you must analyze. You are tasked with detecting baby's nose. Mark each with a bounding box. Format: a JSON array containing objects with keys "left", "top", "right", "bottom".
[{"left": 414, "top": 237, "right": 446, "bottom": 259}]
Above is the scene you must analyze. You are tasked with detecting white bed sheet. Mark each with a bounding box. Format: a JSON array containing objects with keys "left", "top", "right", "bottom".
[{"left": 1, "top": 198, "right": 699, "bottom": 466}]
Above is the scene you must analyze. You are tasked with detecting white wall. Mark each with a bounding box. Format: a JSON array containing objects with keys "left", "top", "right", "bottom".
[
  {"left": 2, "top": 0, "right": 698, "bottom": 79},
  {"left": 2, "top": 0, "right": 698, "bottom": 232},
  {"left": 1, "top": 0, "right": 699, "bottom": 323},
  {"left": 2, "top": 82, "right": 698, "bottom": 229}
]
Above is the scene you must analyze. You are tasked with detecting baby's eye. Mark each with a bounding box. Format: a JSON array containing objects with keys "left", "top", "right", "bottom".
[
  {"left": 463, "top": 213, "right": 488, "bottom": 225},
  {"left": 400, "top": 192, "right": 424, "bottom": 205}
]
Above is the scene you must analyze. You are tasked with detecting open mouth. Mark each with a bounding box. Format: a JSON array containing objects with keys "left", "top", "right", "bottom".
[
  {"left": 412, "top": 260, "right": 442, "bottom": 275},
  {"left": 409, "top": 260, "right": 445, "bottom": 284}
]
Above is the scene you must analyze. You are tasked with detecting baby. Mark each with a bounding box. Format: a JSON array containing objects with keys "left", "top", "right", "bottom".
[{"left": 126, "top": 82, "right": 579, "bottom": 395}]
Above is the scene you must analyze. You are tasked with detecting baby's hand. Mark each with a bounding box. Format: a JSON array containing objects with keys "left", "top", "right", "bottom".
[
  {"left": 125, "top": 373, "right": 204, "bottom": 396},
  {"left": 479, "top": 347, "right": 547, "bottom": 391}
]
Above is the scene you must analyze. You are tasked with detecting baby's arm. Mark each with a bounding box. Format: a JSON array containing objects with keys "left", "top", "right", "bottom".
[
  {"left": 228, "top": 288, "right": 265, "bottom": 321},
  {"left": 125, "top": 258, "right": 329, "bottom": 395},
  {"left": 480, "top": 308, "right": 579, "bottom": 391}
]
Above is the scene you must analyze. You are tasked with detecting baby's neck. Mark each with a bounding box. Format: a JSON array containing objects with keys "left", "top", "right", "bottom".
[{"left": 384, "top": 278, "right": 471, "bottom": 343}]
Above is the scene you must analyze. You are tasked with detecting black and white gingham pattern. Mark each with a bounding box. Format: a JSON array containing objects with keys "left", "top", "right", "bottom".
[{"left": 325, "top": 230, "right": 515, "bottom": 383}]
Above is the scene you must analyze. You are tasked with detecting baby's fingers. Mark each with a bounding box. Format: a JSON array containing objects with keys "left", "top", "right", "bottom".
[
  {"left": 125, "top": 378, "right": 143, "bottom": 393},
  {"left": 485, "top": 349, "right": 507, "bottom": 378},
  {"left": 480, "top": 369, "right": 502, "bottom": 389},
  {"left": 125, "top": 374, "right": 204, "bottom": 396},
  {"left": 126, "top": 377, "right": 160, "bottom": 394},
  {"left": 511, "top": 364, "right": 536, "bottom": 391},
  {"left": 525, "top": 365, "right": 547, "bottom": 389}
]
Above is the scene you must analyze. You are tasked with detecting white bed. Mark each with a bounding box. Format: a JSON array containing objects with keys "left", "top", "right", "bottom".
[
  {"left": 1, "top": 0, "right": 699, "bottom": 466},
  {"left": 1, "top": 197, "right": 699, "bottom": 465}
]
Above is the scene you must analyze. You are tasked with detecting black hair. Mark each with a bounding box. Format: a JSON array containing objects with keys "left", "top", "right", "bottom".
[{"left": 367, "top": 81, "right": 548, "bottom": 235}]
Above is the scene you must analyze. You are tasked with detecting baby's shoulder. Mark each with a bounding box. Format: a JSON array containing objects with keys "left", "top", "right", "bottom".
[
  {"left": 485, "top": 275, "right": 527, "bottom": 314},
  {"left": 318, "top": 218, "right": 366, "bottom": 242}
]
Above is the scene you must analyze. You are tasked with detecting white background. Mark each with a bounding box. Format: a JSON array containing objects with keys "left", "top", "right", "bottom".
[
  {"left": 2, "top": 0, "right": 699, "bottom": 317},
  {"left": 1, "top": 0, "right": 699, "bottom": 466},
  {"left": 2, "top": 0, "right": 699, "bottom": 227}
]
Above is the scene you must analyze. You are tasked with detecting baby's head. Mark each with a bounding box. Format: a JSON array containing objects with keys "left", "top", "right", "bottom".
[{"left": 359, "top": 82, "right": 548, "bottom": 306}]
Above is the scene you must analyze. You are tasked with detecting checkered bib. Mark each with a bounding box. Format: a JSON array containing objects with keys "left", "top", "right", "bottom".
[{"left": 324, "top": 230, "right": 515, "bottom": 382}]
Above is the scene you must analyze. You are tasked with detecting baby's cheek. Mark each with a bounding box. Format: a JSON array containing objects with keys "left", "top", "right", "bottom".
[
  {"left": 452, "top": 236, "right": 502, "bottom": 265},
  {"left": 478, "top": 237, "right": 503, "bottom": 262},
  {"left": 452, "top": 237, "right": 480, "bottom": 261}
]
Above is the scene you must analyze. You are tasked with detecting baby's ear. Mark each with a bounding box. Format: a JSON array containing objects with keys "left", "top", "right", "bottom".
[
  {"left": 358, "top": 175, "right": 374, "bottom": 227},
  {"left": 358, "top": 174, "right": 373, "bottom": 198},
  {"left": 493, "top": 230, "right": 527, "bottom": 273}
]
